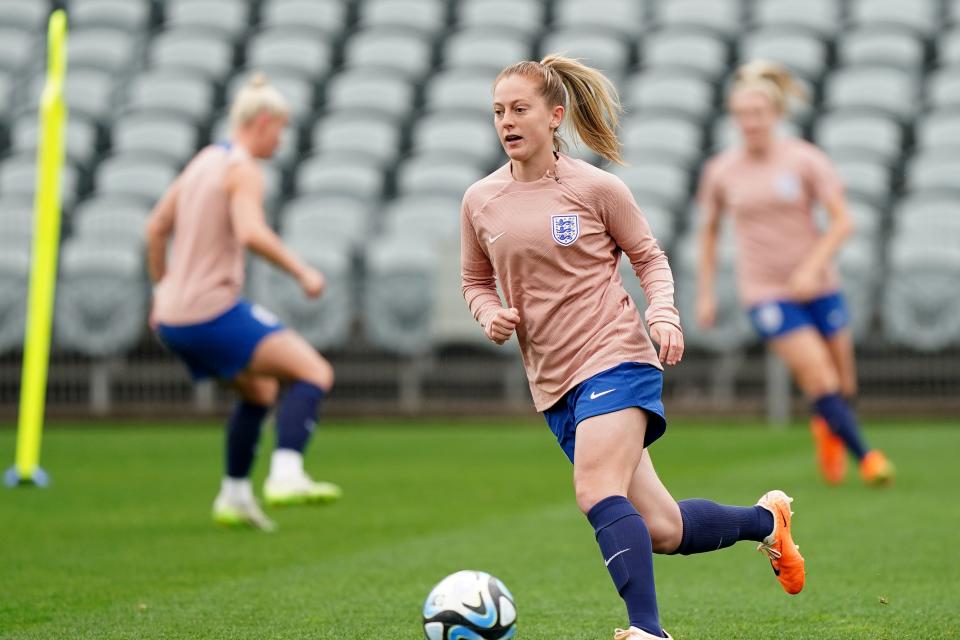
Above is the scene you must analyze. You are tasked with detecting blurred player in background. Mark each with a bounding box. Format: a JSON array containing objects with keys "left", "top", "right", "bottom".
[
  {"left": 145, "top": 74, "right": 341, "bottom": 531},
  {"left": 696, "top": 61, "right": 894, "bottom": 487},
  {"left": 461, "top": 55, "right": 805, "bottom": 640}
]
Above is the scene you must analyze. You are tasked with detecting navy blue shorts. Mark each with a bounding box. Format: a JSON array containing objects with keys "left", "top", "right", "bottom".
[
  {"left": 748, "top": 291, "right": 850, "bottom": 340},
  {"left": 156, "top": 300, "right": 284, "bottom": 381},
  {"left": 543, "top": 362, "right": 667, "bottom": 464}
]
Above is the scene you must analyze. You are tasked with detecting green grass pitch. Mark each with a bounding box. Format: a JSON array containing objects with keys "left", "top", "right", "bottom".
[{"left": 1, "top": 419, "right": 958, "bottom": 639}]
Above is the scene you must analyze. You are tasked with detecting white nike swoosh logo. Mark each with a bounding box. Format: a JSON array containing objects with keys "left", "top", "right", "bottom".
[
  {"left": 590, "top": 389, "right": 616, "bottom": 400},
  {"left": 604, "top": 548, "right": 630, "bottom": 566},
  {"left": 487, "top": 232, "right": 506, "bottom": 244}
]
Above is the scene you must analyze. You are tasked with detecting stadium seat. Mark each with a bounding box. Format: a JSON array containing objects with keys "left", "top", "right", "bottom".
[
  {"left": 226, "top": 70, "right": 314, "bottom": 124},
  {"left": 0, "top": 245, "right": 29, "bottom": 354},
  {"left": 539, "top": 29, "right": 631, "bottom": 79},
  {"left": 751, "top": 0, "right": 842, "bottom": 39},
  {"left": 0, "top": 154, "right": 80, "bottom": 212},
  {"left": 738, "top": 29, "right": 829, "bottom": 80},
  {"left": 0, "top": 196, "right": 34, "bottom": 247},
  {"left": 623, "top": 71, "right": 715, "bottom": 121},
  {"left": 382, "top": 194, "right": 461, "bottom": 244},
  {"left": 915, "top": 112, "right": 960, "bottom": 154},
  {"left": 251, "top": 242, "right": 354, "bottom": 351},
  {"left": 67, "top": 28, "right": 140, "bottom": 75},
  {"left": 93, "top": 154, "right": 178, "bottom": 205},
  {"left": 0, "top": 0, "right": 48, "bottom": 31},
  {"left": 674, "top": 225, "right": 756, "bottom": 352},
  {"left": 823, "top": 67, "right": 918, "bottom": 122},
  {"left": 926, "top": 68, "right": 960, "bottom": 111},
  {"left": 456, "top": 0, "right": 545, "bottom": 38},
  {"left": 0, "top": 71, "right": 12, "bottom": 123},
  {"left": 937, "top": 29, "right": 960, "bottom": 66},
  {"left": 836, "top": 236, "right": 880, "bottom": 342},
  {"left": 112, "top": 113, "right": 198, "bottom": 165},
  {"left": 641, "top": 29, "right": 728, "bottom": 80},
  {"left": 70, "top": 0, "right": 152, "bottom": 31},
  {"left": 654, "top": 0, "right": 744, "bottom": 40},
  {"left": 295, "top": 153, "right": 386, "bottom": 202},
  {"left": 837, "top": 28, "right": 925, "bottom": 71},
  {"left": 358, "top": 0, "right": 448, "bottom": 35},
  {"left": 73, "top": 195, "right": 151, "bottom": 225},
  {"left": 324, "top": 69, "right": 416, "bottom": 122},
  {"left": 814, "top": 111, "right": 904, "bottom": 166},
  {"left": 622, "top": 116, "right": 704, "bottom": 167},
  {"left": 442, "top": 29, "right": 532, "bottom": 74},
  {"left": 259, "top": 0, "right": 349, "bottom": 37},
  {"left": 410, "top": 114, "right": 501, "bottom": 166},
  {"left": 394, "top": 153, "right": 488, "bottom": 198},
  {"left": 164, "top": 0, "right": 252, "bottom": 41},
  {"left": 20, "top": 67, "right": 117, "bottom": 124},
  {"left": 148, "top": 29, "right": 235, "bottom": 82},
  {"left": 342, "top": 28, "right": 435, "bottom": 81},
  {"left": 0, "top": 28, "right": 35, "bottom": 74},
  {"left": 11, "top": 113, "right": 100, "bottom": 169},
  {"left": 832, "top": 157, "right": 891, "bottom": 206},
  {"left": 124, "top": 70, "right": 216, "bottom": 126},
  {"left": 848, "top": 0, "right": 939, "bottom": 37},
  {"left": 280, "top": 195, "right": 371, "bottom": 251},
  {"left": 423, "top": 69, "right": 498, "bottom": 116},
  {"left": 611, "top": 162, "right": 690, "bottom": 214},
  {"left": 844, "top": 199, "right": 884, "bottom": 242},
  {"left": 904, "top": 152, "right": 960, "bottom": 195},
  {"left": 73, "top": 210, "right": 147, "bottom": 248},
  {"left": 246, "top": 28, "right": 334, "bottom": 80},
  {"left": 553, "top": 0, "right": 648, "bottom": 39},
  {"left": 363, "top": 234, "right": 437, "bottom": 355},
  {"left": 54, "top": 241, "right": 147, "bottom": 357},
  {"left": 884, "top": 243, "right": 960, "bottom": 351},
  {"left": 892, "top": 196, "right": 960, "bottom": 244},
  {"left": 310, "top": 112, "right": 401, "bottom": 166}
]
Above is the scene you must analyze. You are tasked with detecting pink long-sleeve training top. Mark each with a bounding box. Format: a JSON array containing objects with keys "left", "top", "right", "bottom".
[
  {"left": 697, "top": 137, "right": 845, "bottom": 307},
  {"left": 461, "top": 153, "right": 681, "bottom": 412}
]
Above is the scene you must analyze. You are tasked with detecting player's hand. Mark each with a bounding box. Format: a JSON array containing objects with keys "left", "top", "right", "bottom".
[
  {"left": 650, "top": 322, "right": 684, "bottom": 366},
  {"left": 298, "top": 267, "right": 325, "bottom": 298},
  {"left": 484, "top": 307, "right": 520, "bottom": 345},
  {"left": 696, "top": 292, "right": 717, "bottom": 329},
  {"left": 788, "top": 265, "right": 820, "bottom": 301}
]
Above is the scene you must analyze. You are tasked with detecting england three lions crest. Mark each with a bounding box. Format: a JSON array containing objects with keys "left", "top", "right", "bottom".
[{"left": 551, "top": 214, "right": 579, "bottom": 246}]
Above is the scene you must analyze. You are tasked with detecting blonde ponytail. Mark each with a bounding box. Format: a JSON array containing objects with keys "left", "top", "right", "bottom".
[
  {"left": 495, "top": 54, "right": 624, "bottom": 165},
  {"left": 732, "top": 60, "right": 807, "bottom": 115},
  {"left": 229, "top": 72, "right": 290, "bottom": 128}
]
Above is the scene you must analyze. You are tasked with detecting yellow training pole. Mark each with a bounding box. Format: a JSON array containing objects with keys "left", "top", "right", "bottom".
[{"left": 5, "top": 10, "right": 68, "bottom": 488}]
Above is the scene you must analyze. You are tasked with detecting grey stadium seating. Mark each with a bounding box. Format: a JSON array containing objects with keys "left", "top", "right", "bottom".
[
  {"left": 394, "top": 153, "right": 487, "bottom": 198},
  {"left": 280, "top": 195, "right": 371, "bottom": 253},
  {"left": 410, "top": 113, "right": 501, "bottom": 166},
  {"left": 342, "top": 28, "right": 435, "bottom": 81},
  {"left": 124, "top": 70, "right": 216, "bottom": 126},
  {"left": 539, "top": 28, "right": 631, "bottom": 79},
  {"left": 246, "top": 28, "right": 335, "bottom": 81},
  {"left": 0, "top": 28, "right": 36, "bottom": 74},
  {"left": 624, "top": 71, "right": 715, "bottom": 122},
  {"left": 823, "top": 66, "right": 919, "bottom": 121},
  {"left": 884, "top": 244, "right": 960, "bottom": 351},
  {"left": 295, "top": 154, "right": 386, "bottom": 203},
  {"left": 553, "top": 0, "right": 647, "bottom": 39},
  {"left": 752, "top": 0, "right": 843, "bottom": 39},
  {"left": 655, "top": 0, "right": 744, "bottom": 41},
  {"left": 641, "top": 29, "right": 728, "bottom": 80},
  {"left": 456, "top": 0, "right": 545, "bottom": 38},
  {"left": 837, "top": 28, "right": 925, "bottom": 71},
  {"left": 11, "top": 113, "right": 100, "bottom": 168},
  {"left": 0, "top": 0, "right": 50, "bottom": 31},
  {"left": 93, "top": 154, "right": 178, "bottom": 204},
  {"left": 148, "top": 29, "right": 235, "bottom": 82},
  {"left": 0, "top": 245, "right": 29, "bottom": 355},
  {"left": 0, "top": 154, "right": 80, "bottom": 212},
  {"left": 111, "top": 113, "right": 198, "bottom": 165},
  {"left": 738, "top": 30, "right": 829, "bottom": 80},
  {"left": 442, "top": 30, "right": 532, "bottom": 74},
  {"left": 358, "top": 0, "right": 448, "bottom": 36},
  {"left": 324, "top": 70, "right": 417, "bottom": 121},
  {"left": 69, "top": 0, "right": 152, "bottom": 32},
  {"left": 926, "top": 68, "right": 960, "bottom": 110},
  {"left": 259, "top": 0, "right": 350, "bottom": 38},
  {"left": 423, "top": 69, "right": 498, "bottom": 115},
  {"left": 311, "top": 112, "right": 402, "bottom": 166},
  {"left": 164, "top": 0, "right": 252, "bottom": 41}
]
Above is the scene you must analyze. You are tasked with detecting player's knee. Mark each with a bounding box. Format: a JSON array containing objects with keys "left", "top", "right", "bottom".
[
  {"left": 303, "top": 358, "right": 334, "bottom": 393},
  {"left": 798, "top": 362, "right": 840, "bottom": 399},
  {"left": 646, "top": 511, "right": 683, "bottom": 554},
  {"left": 243, "top": 378, "right": 279, "bottom": 406},
  {"left": 573, "top": 475, "right": 620, "bottom": 515}
]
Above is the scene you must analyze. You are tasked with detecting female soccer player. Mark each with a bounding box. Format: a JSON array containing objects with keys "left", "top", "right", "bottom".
[
  {"left": 696, "top": 61, "right": 894, "bottom": 486},
  {"left": 461, "top": 55, "right": 805, "bottom": 640},
  {"left": 145, "top": 74, "right": 341, "bottom": 531}
]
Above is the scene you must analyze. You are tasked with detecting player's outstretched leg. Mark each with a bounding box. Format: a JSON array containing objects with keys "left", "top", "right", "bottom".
[{"left": 810, "top": 416, "right": 846, "bottom": 485}]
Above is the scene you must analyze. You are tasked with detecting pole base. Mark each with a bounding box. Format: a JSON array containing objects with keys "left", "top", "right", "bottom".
[{"left": 4, "top": 466, "right": 50, "bottom": 488}]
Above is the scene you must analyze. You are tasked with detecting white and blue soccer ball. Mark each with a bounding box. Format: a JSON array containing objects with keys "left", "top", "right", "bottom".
[{"left": 422, "top": 570, "right": 517, "bottom": 640}]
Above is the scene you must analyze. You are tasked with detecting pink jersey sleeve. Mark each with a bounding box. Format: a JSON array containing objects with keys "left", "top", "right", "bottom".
[
  {"left": 696, "top": 156, "right": 726, "bottom": 224},
  {"left": 802, "top": 145, "right": 845, "bottom": 205},
  {"left": 596, "top": 176, "right": 681, "bottom": 330},
  {"left": 460, "top": 193, "right": 503, "bottom": 328}
]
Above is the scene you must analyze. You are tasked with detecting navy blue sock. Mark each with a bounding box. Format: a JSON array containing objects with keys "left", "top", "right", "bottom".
[
  {"left": 587, "top": 496, "right": 664, "bottom": 638},
  {"left": 814, "top": 393, "right": 869, "bottom": 460},
  {"left": 225, "top": 401, "right": 269, "bottom": 478},
  {"left": 671, "top": 499, "right": 773, "bottom": 555},
  {"left": 276, "top": 382, "right": 325, "bottom": 452}
]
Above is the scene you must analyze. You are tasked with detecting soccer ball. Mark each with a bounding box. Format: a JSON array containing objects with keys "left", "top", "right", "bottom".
[{"left": 422, "top": 570, "right": 517, "bottom": 640}]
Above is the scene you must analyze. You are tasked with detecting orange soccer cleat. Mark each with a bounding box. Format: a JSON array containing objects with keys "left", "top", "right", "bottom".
[
  {"left": 756, "top": 490, "right": 805, "bottom": 595},
  {"left": 810, "top": 416, "right": 847, "bottom": 485},
  {"left": 860, "top": 450, "right": 895, "bottom": 486}
]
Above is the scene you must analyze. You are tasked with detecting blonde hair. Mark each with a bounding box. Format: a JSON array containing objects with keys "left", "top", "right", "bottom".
[
  {"left": 229, "top": 72, "right": 290, "bottom": 128},
  {"left": 495, "top": 54, "right": 624, "bottom": 165},
  {"left": 731, "top": 60, "right": 807, "bottom": 115}
]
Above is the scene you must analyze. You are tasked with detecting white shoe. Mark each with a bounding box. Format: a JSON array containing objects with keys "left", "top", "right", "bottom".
[
  {"left": 212, "top": 491, "right": 277, "bottom": 532},
  {"left": 614, "top": 627, "right": 672, "bottom": 639},
  {"left": 263, "top": 474, "right": 342, "bottom": 506}
]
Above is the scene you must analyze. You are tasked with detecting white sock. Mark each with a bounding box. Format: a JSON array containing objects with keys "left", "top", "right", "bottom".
[
  {"left": 269, "top": 448, "right": 304, "bottom": 481},
  {"left": 221, "top": 477, "right": 254, "bottom": 503}
]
